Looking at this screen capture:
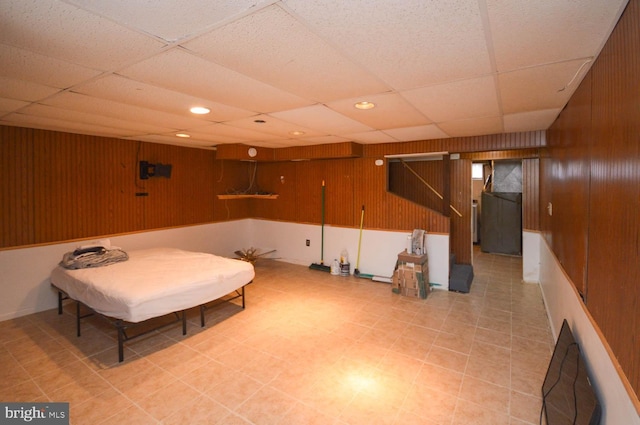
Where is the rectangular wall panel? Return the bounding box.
[585,0,640,398]
[544,0,639,401]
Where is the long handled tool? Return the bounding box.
[309,180,331,272]
[354,205,374,279]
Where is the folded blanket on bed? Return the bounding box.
[60,247,129,269]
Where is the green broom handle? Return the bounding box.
[321,180,325,264]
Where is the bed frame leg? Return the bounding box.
[242,285,245,309]
[58,291,63,315]
[182,311,187,335]
[117,321,124,363]
[200,306,205,327]
[76,302,81,337]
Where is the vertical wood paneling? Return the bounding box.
[545,0,640,400]
[353,157,386,229]
[353,157,449,233]
[546,72,592,296]
[522,158,540,231]
[289,159,355,226]
[274,142,362,161]
[2,126,218,248]
[363,131,545,158]
[450,159,472,264]
[3,126,539,248]
[0,127,35,246]
[253,161,297,221]
[586,0,640,398]
[213,159,253,221]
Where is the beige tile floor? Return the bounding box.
[0,248,554,424]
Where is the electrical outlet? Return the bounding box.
[306,239,310,246]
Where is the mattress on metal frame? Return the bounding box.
[50,247,255,323]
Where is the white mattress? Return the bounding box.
[50,248,255,323]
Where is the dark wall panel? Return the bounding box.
[545,72,592,296]
[544,0,639,400]
[1,126,218,247]
[586,0,640,397]
[450,158,472,264]
[213,159,254,222]
[522,158,540,232]
[1,127,35,246]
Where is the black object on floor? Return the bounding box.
[450,263,474,293]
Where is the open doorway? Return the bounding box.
[472,160,523,257]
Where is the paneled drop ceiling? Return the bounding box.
[0,0,629,149]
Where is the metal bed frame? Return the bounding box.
[53,284,246,362]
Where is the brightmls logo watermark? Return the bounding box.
[1,403,68,424]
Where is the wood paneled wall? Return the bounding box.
[2,126,544,272]
[522,158,540,231]
[1,126,219,248]
[251,158,450,233]
[364,131,545,157]
[543,72,592,296]
[450,158,472,264]
[586,0,639,398]
[543,0,639,399]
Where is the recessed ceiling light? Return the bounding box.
[176,133,191,138]
[190,106,210,114]
[289,130,305,136]
[354,101,375,110]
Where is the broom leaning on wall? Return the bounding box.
[309,180,331,272]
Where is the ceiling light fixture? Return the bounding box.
[190,106,210,115]
[354,101,375,110]
[175,133,191,138]
[254,119,266,124]
[289,130,305,136]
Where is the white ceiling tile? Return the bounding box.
[19,103,177,134]
[120,49,313,113]
[0,77,60,102]
[284,0,493,90]
[181,126,247,144]
[437,116,503,137]
[499,59,589,114]
[326,92,431,130]
[1,113,139,138]
[270,105,372,135]
[504,109,561,133]
[0,0,165,70]
[42,92,217,130]
[383,125,450,142]
[72,75,256,122]
[0,0,626,148]
[224,114,325,139]
[346,130,400,144]
[0,44,102,88]
[64,0,263,43]
[0,97,30,113]
[183,5,389,102]
[401,76,500,122]
[487,0,628,72]
[194,123,283,143]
